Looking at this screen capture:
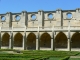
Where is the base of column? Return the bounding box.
[36,39,40,50]
[67,39,71,51]
[51,39,55,51]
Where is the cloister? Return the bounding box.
[0,8,80,51]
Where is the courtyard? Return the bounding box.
[0,49,80,60]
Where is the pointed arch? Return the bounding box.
[71,32,80,48]
[40,32,51,48]
[14,32,23,47]
[26,32,36,50]
[55,32,67,48]
[2,33,10,46]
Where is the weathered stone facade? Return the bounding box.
[0,8,80,51]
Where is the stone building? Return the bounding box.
[0,8,80,51]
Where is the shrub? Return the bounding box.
[60,56,70,60]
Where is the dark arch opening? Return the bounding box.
[71,32,80,48]
[40,33,51,48]
[55,32,67,48]
[2,33,10,46]
[14,33,23,47]
[26,33,36,50]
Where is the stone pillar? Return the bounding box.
[67,30,71,51]
[67,20,71,51]
[51,26,55,50]
[56,9,62,26]
[36,26,40,50]
[11,26,13,49]
[51,33,55,50]
[23,26,26,50]
[38,10,44,28]
[22,35,24,49]
[36,37,40,50]
[68,38,71,51]
[76,8,80,21]
[6,12,12,27]
[21,11,27,27]
[22,33,26,50]
[9,36,11,49]
[51,38,54,50]
[11,32,14,49]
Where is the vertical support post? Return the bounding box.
[36,26,40,50]
[38,10,44,28]
[11,26,13,49]
[67,21,71,51]
[68,38,71,51]
[9,32,11,49]
[23,26,26,50]
[22,34,24,49]
[0,27,1,49]
[56,9,62,26]
[51,26,55,50]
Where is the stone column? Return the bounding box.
[10,32,13,49]
[51,38,53,50]
[36,26,40,50]
[36,37,40,50]
[11,26,13,49]
[51,26,55,50]
[22,35,24,49]
[22,33,26,50]
[23,26,26,50]
[67,20,71,51]
[51,32,55,51]
[67,30,71,51]
[9,36,11,49]
[68,38,71,51]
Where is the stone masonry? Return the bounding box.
[0,8,80,51]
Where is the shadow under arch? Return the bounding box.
[2,33,10,46]
[71,32,80,48]
[26,33,36,50]
[14,32,23,47]
[40,32,51,48]
[55,32,67,48]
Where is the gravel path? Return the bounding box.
[70,56,80,58]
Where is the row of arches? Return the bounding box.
[1,32,80,50]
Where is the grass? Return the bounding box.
[49,57,62,60]
[0,49,79,60]
[69,58,80,60]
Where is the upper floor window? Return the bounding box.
[31,14,36,20]
[15,15,21,21]
[67,13,72,19]
[48,13,53,19]
[1,16,6,21]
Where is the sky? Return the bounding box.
[0,0,80,13]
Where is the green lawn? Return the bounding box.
[69,58,80,60]
[49,57,62,60]
[0,49,79,60]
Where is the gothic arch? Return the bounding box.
[55,32,67,48]
[26,32,36,50]
[2,33,10,46]
[40,32,51,48]
[14,32,23,47]
[71,32,80,48]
